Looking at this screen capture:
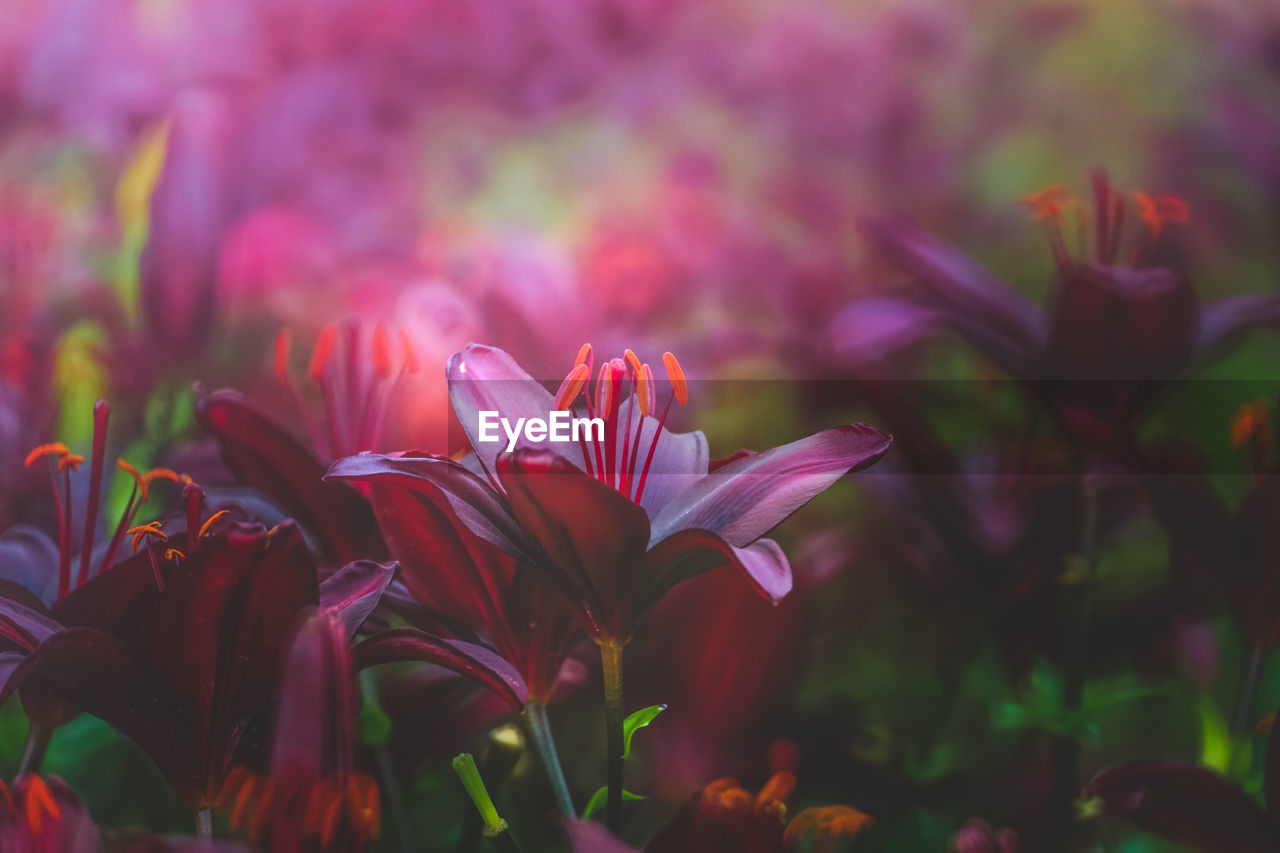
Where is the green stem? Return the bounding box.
[453,753,525,853]
[361,670,415,853]
[526,699,575,818]
[600,640,626,835]
[14,721,52,781]
[195,807,214,840]
[1051,483,1099,853]
[1232,645,1266,737]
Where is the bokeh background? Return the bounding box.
[3,0,1280,850]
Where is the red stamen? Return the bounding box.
[76,402,110,588]
[371,323,393,379]
[308,325,338,383]
[633,392,675,506]
[274,329,292,383]
[399,329,420,374]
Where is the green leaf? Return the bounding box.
[581,787,645,820]
[622,703,666,759]
[359,703,393,748]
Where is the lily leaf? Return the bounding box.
[581,787,645,820]
[622,703,666,759]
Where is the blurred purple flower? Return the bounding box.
[827,173,1280,451]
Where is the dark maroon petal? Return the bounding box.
[498,450,652,632]
[319,559,397,638]
[270,608,355,778]
[366,479,516,634]
[138,526,263,751]
[859,217,1046,373]
[356,628,528,711]
[326,452,552,573]
[622,528,741,637]
[1043,264,1198,381]
[52,540,174,641]
[0,628,197,803]
[1198,293,1280,356]
[0,584,59,651]
[212,523,318,776]
[196,389,383,564]
[1083,761,1277,852]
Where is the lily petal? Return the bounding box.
[731,538,792,603]
[319,560,397,638]
[822,297,947,368]
[356,628,528,711]
[860,218,1046,373]
[613,396,709,518]
[1197,293,1280,356]
[0,628,196,802]
[196,389,383,564]
[0,586,60,651]
[1083,761,1276,853]
[649,423,891,547]
[622,528,740,637]
[498,450,651,633]
[326,453,553,575]
[448,343,586,477]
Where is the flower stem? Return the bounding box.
[1050,483,1099,852]
[14,721,52,781]
[526,699,575,818]
[1232,645,1266,737]
[361,670,415,853]
[453,753,525,853]
[600,640,626,835]
[195,807,214,840]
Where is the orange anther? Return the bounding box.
[782,805,875,849]
[228,773,258,829]
[1133,191,1190,238]
[127,522,167,552]
[21,775,61,838]
[320,791,344,848]
[574,342,593,370]
[274,329,292,383]
[197,509,231,540]
[553,363,591,411]
[1232,398,1269,450]
[662,352,688,405]
[117,459,146,497]
[143,468,184,490]
[57,454,84,472]
[371,324,393,379]
[755,770,797,815]
[24,443,69,468]
[636,363,655,417]
[624,348,643,378]
[308,325,338,383]
[596,362,617,420]
[1021,185,1074,221]
[164,548,186,562]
